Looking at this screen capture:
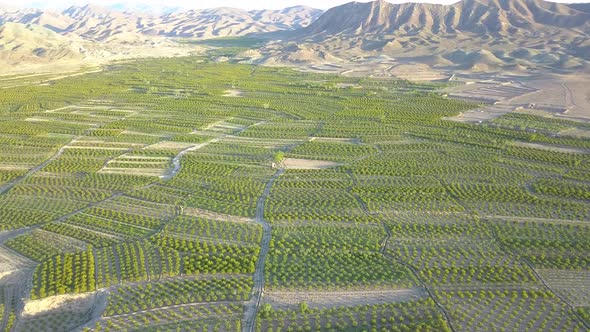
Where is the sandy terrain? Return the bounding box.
[282,158,341,170]
[183,207,256,224]
[116,155,170,160]
[0,245,34,275]
[22,292,95,317]
[311,137,362,144]
[389,63,450,81]
[445,104,515,123]
[70,140,139,146]
[442,73,590,124]
[511,75,590,121]
[120,130,163,137]
[99,168,167,177]
[264,288,427,310]
[0,36,201,78]
[335,83,360,89]
[0,164,29,171]
[537,269,590,307]
[291,59,444,80]
[107,161,169,166]
[223,89,244,97]
[64,146,130,151]
[144,141,195,151]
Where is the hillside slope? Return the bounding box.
[258,0,590,71]
[0,4,323,40]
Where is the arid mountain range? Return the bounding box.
[0,4,322,40]
[0,4,322,72]
[1,0,589,75]
[255,0,590,72]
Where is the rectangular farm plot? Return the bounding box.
[153,215,263,275]
[353,175,465,213]
[0,196,75,230]
[447,82,537,104]
[98,196,176,219]
[492,220,590,271]
[168,159,275,218]
[257,297,450,332]
[265,223,416,290]
[202,120,248,134]
[436,288,586,332]
[265,169,374,223]
[44,148,127,174]
[20,292,95,332]
[538,269,590,307]
[103,276,252,316]
[282,158,342,170]
[161,215,262,245]
[239,121,320,139]
[127,184,192,205]
[152,232,260,275]
[100,155,173,178]
[5,230,87,262]
[287,140,379,162]
[93,302,243,332]
[385,213,537,286]
[490,113,585,134]
[263,288,427,311]
[317,120,403,143]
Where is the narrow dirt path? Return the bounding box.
[561,82,579,110]
[345,169,456,332]
[0,286,14,331]
[0,141,72,196]
[489,227,590,330]
[162,122,263,180]
[381,224,457,332]
[242,169,283,332]
[162,138,222,180]
[0,121,104,196]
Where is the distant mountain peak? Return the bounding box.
[265,0,590,71]
[62,4,115,19]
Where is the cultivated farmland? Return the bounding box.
[0,56,588,332]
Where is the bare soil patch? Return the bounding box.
[65,146,129,151]
[99,168,166,177]
[22,292,95,317]
[0,245,34,276]
[144,141,195,151]
[0,164,28,171]
[283,158,341,170]
[537,269,590,307]
[336,83,360,89]
[118,155,170,160]
[311,137,362,144]
[223,89,244,97]
[183,207,256,224]
[389,64,449,81]
[445,104,515,123]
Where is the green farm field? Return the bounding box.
[0,55,588,332]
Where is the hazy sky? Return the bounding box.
[2,0,588,10]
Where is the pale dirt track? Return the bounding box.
[282,158,341,170]
[242,169,284,332]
